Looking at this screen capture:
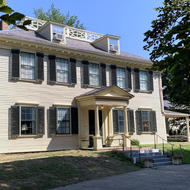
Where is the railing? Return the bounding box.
[154,133,174,156]
[15,16,103,42]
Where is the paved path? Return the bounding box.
[52,165,190,190]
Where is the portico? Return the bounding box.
[76,86,134,150]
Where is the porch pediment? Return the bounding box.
[76,86,134,107]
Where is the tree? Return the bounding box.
[144,0,190,106]
[34,4,85,29]
[0,0,30,30]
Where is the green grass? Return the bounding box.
[0,150,139,190]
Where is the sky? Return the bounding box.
[7,0,163,59]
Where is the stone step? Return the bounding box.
[153,157,172,163]
[153,161,172,167]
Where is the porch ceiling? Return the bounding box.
[75,86,134,107]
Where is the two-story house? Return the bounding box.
[0,17,167,153]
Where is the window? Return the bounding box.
[53,25,64,34]
[57,108,71,134]
[56,58,69,83]
[20,52,35,80]
[141,111,151,132]
[89,63,100,86]
[109,39,118,51]
[21,107,36,135]
[139,71,148,91]
[116,67,126,89]
[113,109,124,133]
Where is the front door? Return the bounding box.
[88,110,102,147]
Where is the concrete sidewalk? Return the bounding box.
[52,165,190,190]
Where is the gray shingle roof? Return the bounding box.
[0,29,151,63]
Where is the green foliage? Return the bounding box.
[34,3,85,29]
[144,0,190,106]
[0,0,31,30]
[131,139,140,146]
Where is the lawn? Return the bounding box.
[0,150,139,190]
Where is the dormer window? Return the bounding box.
[52,25,64,41]
[109,39,118,52]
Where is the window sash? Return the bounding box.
[141,111,151,132]
[113,109,124,134]
[116,67,126,89]
[21,106,36,135]
[57,108,71,134]
[140,71,148,91]
[20,52,35,80]
[89,63,100,86]
[56,58,69,83]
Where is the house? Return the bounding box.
[0,17,168,153]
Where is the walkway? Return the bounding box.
[52,165,190,190]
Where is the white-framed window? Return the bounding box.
[89,63,100,86]
[141,111,151,132]
[139,71,148,91]
[116,67,126,89]
[113,109,124,133]
[21,106,36,135]
[109,38,118,51]
[20,52,35,80]
[56,58,69,83]
[57,108,71,134]
[53,25,64,34]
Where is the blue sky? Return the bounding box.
[7,0,163,58]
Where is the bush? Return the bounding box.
[131,139,140,146]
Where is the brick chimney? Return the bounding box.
[0,20,10,30]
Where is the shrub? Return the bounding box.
[131,139,140,146]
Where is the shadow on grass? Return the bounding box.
[0,151,139,190]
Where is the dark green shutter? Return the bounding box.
[100,63,106,87]
[136,110,142,132]
[48,107,57,135]
[36,52,44,81]
[148,70,154,91]
[150,110,157,132]
[126,67,132,90]
[113,110,118,133]
[82,60,89,86]
[128,109,135,133]
[71,107,78,134]
[110,65,116,86]
[70,58,77,84]
[11,49,20,78]
[165,118,170,134]
[37,106,45,135]
[134,68,140,91]
[49,55,56,82]
[11,105,20,136]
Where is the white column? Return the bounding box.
[95,105,100,137]
[186,117,190,142]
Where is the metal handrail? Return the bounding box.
[154,134,175,156]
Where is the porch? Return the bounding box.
[75,86,134,150]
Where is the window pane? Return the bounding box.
[21,53,35,80]
[113,109,124,133]
[57,108,70,134]
[117,68,126,89]
[21,107,36,135]
[53,25,64,34]
[140,71,148,91]
[141,111,150,132]
[56,58,69,83]
[89,63,99,86]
